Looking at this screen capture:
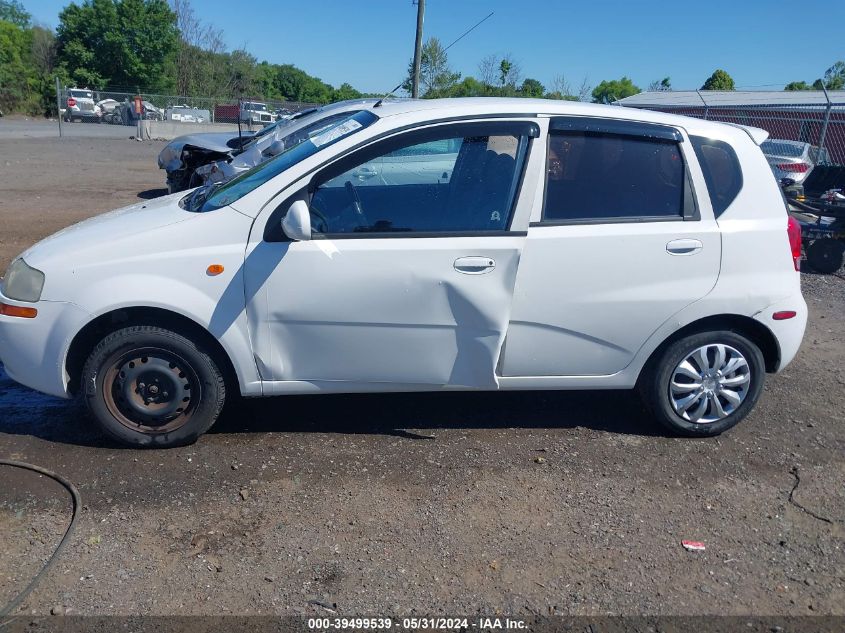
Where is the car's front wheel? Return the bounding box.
[81,326,226,447]
[640,330,765,437]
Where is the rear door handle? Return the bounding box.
[454,256,495,274]
[666,239,703,255]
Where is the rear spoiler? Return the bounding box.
[724,123,769,146]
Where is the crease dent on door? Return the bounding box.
[259,241,521,389]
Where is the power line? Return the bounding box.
[442,11,494,54]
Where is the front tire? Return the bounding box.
[639,330,765,437]
[81,326,226,447]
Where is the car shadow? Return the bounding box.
[136,188,168,200]
[211,389,663,439]
[0,363,665,448]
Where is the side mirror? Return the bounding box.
[281,199,311,241]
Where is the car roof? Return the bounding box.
[366,97,765,145]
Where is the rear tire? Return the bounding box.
[81,326,226,448]
[639,330,765,437]
[807,238,845,274]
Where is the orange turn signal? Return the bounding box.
[0,302,37,318]
[206,264,225,276]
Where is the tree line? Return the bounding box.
[2,0,844,117]
[0,0,374,116]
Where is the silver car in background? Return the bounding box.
[761,139,828,184]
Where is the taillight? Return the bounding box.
[787,216,802,271]
[777,163,809,173]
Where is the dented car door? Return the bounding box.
[245,120,539,390]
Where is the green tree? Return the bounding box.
[821,61,845,90]
[56,0,179,91]
[648,77,671,91]
[591,76,640,104]
[520,77,544,98]
[0,0,29,27]
[404,37,460,97]
[701,69,735,91]
[784,80,812,91]
[0,19,37,113]
[331,82,362,102]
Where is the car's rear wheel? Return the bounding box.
[81,326,226,447]
[639,330,765,437]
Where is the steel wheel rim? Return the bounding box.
[669,344,751,424]
[102,347,200,434]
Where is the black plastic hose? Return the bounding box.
[0,460,81,620]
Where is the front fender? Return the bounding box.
[66,271,262,396]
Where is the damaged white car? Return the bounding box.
[0,98,807,448]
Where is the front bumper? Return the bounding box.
[753,293,808,372]
[0,292,92,398]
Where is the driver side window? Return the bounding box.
[308,124,531,235]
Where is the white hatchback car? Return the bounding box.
[0,98,807,447]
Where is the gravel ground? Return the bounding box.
[0,132,843,619]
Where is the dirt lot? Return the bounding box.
[0,130,843,620]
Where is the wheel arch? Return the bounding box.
[65,306,241,397]
[638,313,781,384]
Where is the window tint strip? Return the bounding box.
[550,117,682,142]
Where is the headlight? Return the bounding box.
[1,258,46,302]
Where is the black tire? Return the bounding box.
[81,326,226,448]
[807,238,845,274]
[639,330,765,437]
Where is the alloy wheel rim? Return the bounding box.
[669,344,751,424]
[102,347,200,434]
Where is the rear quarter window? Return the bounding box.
[690,136,743,217]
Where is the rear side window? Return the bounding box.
[690,136,743,217]
[543,131,687,222]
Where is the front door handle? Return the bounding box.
[666,239,703,255]
[454,256,495,274]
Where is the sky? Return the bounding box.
[24,0,845,95]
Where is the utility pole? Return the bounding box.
[412,0,425,98]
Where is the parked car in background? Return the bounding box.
[275,107,296,121]
[761,139,825,184]
[192,100,378,187]
[1,98,806,447]
[157,100,373,193]
[240,101,273,126]
[166,105,210,123]
[63,88,98,123]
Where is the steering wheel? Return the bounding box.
[344,180,370,228]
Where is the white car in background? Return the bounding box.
[0,98,807,447]
[63,88,98,123]
[761,138,827,184]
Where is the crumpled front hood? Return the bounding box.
[158,132,255,169]
[21,193,195,271]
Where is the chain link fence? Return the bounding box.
[618,90,845,166]
[58,85,317,128]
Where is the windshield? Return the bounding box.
[69,90,93,99]
[762,141,805,158]
[197,110,378,212]
[245,103,267,111]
